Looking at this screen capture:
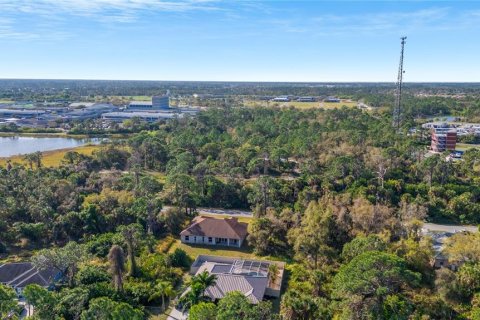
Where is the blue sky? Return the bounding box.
[0,0,479,82]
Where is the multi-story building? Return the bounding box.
[152,95,169,109]
[431,128,457,152]
[127,95,170,111]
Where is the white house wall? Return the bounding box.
[180,235,242,247]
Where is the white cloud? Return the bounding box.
[0,0,222,39]
[0,13,71,40]
[1,0,221,14]
[264,7,474,37]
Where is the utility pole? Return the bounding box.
[393,36,407,130]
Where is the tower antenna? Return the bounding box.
[393,36,407,130]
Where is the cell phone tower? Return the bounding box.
[393,36,407,130]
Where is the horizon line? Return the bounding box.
[1,78,480,84]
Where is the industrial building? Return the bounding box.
[0,109,45,118]
[297,96,316,102]
[0,95,200,127]
[102,111,182,122]
[271,96,290,102]
[69,102,96,108]
[325,96,341,103]
[103,94,200,123]
[63,104,117,120]
[422,121,480,137]
[431,128,457,152]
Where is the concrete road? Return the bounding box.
[197,207,252,217]
[422,222,478,233]
[161,206,253,217]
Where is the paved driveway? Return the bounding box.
[167,308,187,320]
[197,207,252,217]
[422,223,478,233]
[162,206,253,218]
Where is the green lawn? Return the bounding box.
[169,239,259,260]
[147,306,171,320]
[244,99,358,110]
[456,143,480,151]
[147,171,167,184]
[168,238,287,262]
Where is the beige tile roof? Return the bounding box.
[180,216,248,240]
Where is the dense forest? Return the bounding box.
[1,106,480,319]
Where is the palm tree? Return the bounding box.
[178,271,217,312]
[268,263,279,286]
[108,245,125,292]
[192,271,217,296]
[178,282,204,312]
[33,151,43,169]
[23,153,35,169]
[149,281,175,311]
[118,224,143,277]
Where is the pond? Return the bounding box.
[0,136,103,157]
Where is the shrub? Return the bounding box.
[0,242,7,254]
[85,233,123,258]
[76,265,109,286]
[156,235,176,254]
[168,248,191,269]
[123,281,154,306]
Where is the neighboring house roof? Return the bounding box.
[180,216,248,240]
[204,274,268,304]
[0,262,59,289]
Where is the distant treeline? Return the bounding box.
[2,79,480,105]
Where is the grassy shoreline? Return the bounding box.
[0,144,103,167]
[0,132,129,139]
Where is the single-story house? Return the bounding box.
[424,229,470,271]
[433,252,462,271]
[0,262,60,296]
[189,255,285,303]
[180,216,248,248]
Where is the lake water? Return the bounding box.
[0,136,103,157]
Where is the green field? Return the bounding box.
[244,99,358,110]
[456,143,480,151]
[146,171,167,184]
